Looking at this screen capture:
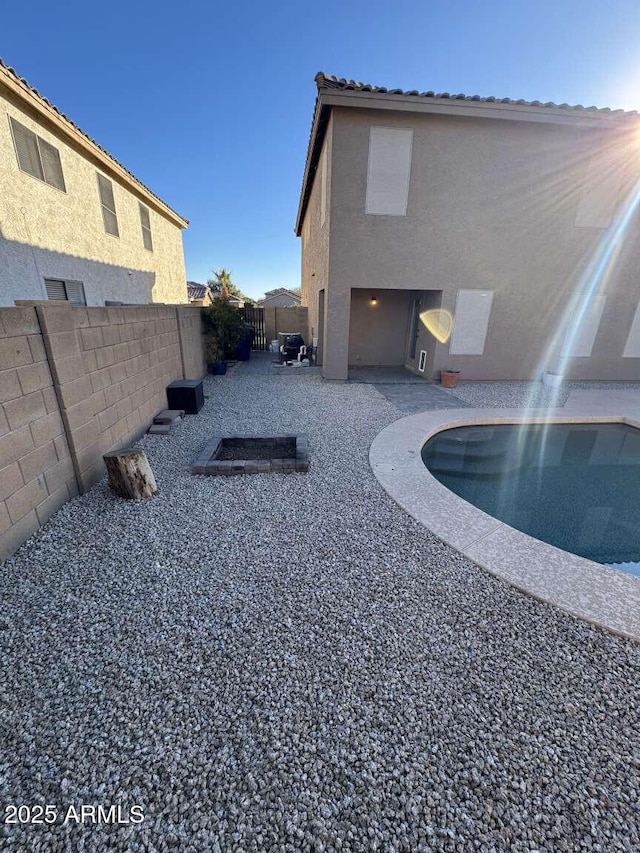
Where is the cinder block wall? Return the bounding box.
[0,303,205,560]
[176,306,206,380]
[264,307,310,346]
[0,307,78,558]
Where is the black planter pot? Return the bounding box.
[208,362,227,375]
[235,332,253,361]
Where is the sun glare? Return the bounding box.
[420,309,453,344]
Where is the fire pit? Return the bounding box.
[192,434,309,476]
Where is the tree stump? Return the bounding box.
[103,448,159,500]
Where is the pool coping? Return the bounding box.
[370,407,640,642]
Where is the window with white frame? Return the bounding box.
[320,144,327,226]
[449,290,494,355]
[365,126,413,216]
[9,117,66,191]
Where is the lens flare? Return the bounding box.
[420,309,453,343]
[520,174,640,470]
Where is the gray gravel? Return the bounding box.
[1,367,639,852]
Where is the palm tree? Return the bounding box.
[209,268,233,299]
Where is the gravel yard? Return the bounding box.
[1,367,639,852]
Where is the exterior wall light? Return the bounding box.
[370,296,378,306]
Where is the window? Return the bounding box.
[9,117,66,191]
[97,173,119,236]
[449,290,494,355]
[365,126,413,216]
[320,144,327,226]
[575,156,625,229]
[45,279,86,305]
[139,203,153,251]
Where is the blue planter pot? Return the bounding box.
[235,334,252,361]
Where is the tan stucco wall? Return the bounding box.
[0,87,187,306]
[349,289,411,366]
[264,306,310,345]
[300,114,332,351]
[320,106,640,380]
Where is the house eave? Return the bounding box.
[319,88,640,128]
[295,98,331,237]
[295,86,640,237]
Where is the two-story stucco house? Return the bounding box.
[0,59,189,307]
[296,73,640,382]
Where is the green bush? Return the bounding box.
[201,299,245,361]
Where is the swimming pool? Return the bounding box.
[422,422,640,577]
[371,408,640,640]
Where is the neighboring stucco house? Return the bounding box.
[0,59,189,307]
[227,293,245,308]
[187,281,213,306]
[188,282,246,308]
[296,72,640,381]
[257,288,302,307]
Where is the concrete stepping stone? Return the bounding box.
[148,423,171,435]
[153,409,184,425]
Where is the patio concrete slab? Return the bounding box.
[348,366,428,383]
[371,382,473,413]
[348,366,474,411]
[564,387,640,417]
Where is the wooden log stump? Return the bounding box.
[103,448,159,500]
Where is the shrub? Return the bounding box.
[201,299,245,360]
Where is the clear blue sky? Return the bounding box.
[3,1,640,299]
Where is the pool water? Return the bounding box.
[421,422,640,576]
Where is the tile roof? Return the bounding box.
[187,283,246,304]
[264,288,302,299]
[0,58,188,227]
[315,72,639,117]
[296,71,640,234]
[187,281,208,300]
[257,288,302,305]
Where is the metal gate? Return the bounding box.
[239,306,267,350]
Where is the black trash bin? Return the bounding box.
[235,326,254,361]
